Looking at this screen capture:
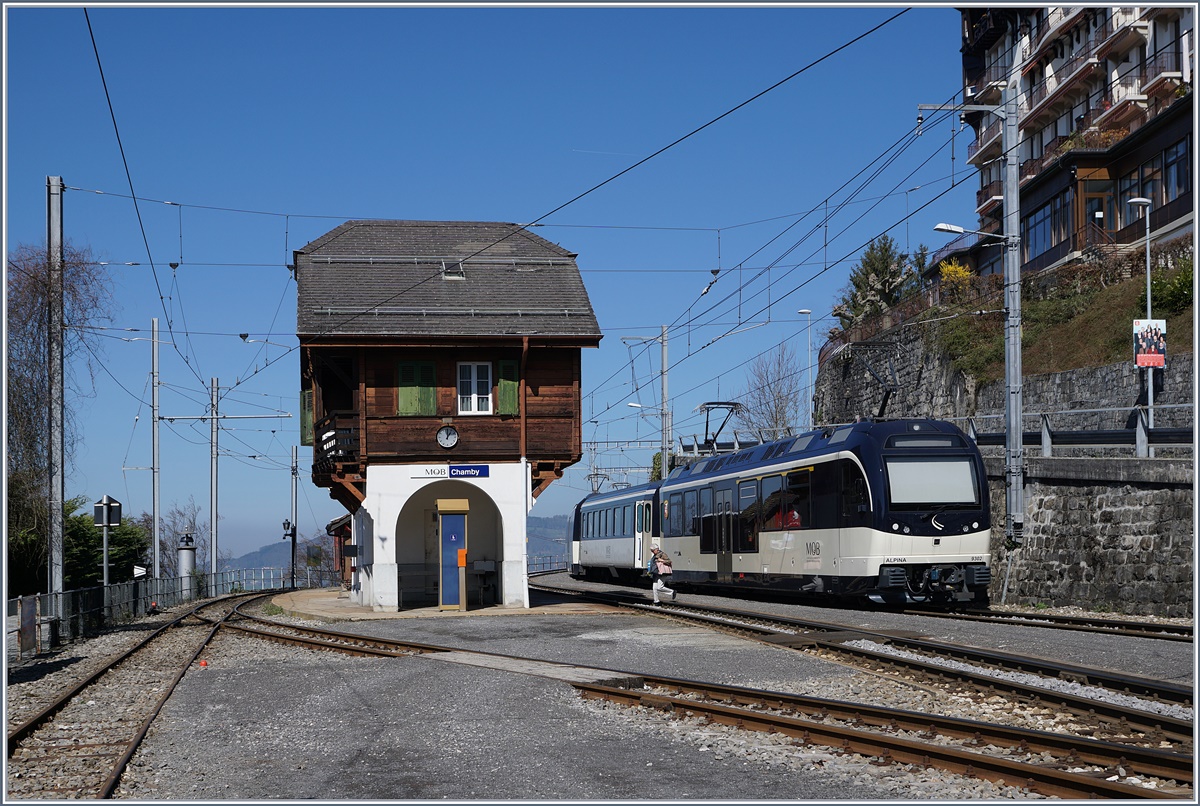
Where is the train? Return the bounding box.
[569,418,993,606]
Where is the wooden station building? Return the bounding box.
[296,220,601,610]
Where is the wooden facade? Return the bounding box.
[295,221,602,514]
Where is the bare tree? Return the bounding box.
[735,342,805,441]
[141,496,212,578]
[7,241,112,595]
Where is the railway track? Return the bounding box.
[902,607,1194,642]
[530,581,1194,747]
[6,593,269,799]
[577,678,1190,799]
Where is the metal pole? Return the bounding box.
[291,445,298,589]
[806,311,813,428]
[210,378,218,595]
[152,318,161,577]
[1145,210,1155,456]
[660,325,669,484]
[1001,79,1024,550]
[47,176,64,607]
[102,523,110,587]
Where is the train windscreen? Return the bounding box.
[885,457,979,506]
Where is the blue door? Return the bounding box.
[440,513,466,608]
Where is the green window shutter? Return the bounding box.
[497,360,519,416]
[300,390,314,446]
[398,361,437,416]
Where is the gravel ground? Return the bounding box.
[112,631,1045,801]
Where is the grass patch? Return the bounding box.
[932,269,1192,381]
[261,603,285,616]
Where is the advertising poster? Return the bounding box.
[1133,319,1166,368]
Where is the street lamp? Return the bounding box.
[282,518,297,589]
[1128,197,1154,452]
[797,309,813,428]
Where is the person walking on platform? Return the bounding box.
[647,544,676,604]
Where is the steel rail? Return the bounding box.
[218,622,428,657]
[638,674,1194,784]
[574,683,1184,800]
[902,608,1193,642]
[6,592,258,757]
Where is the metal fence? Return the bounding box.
[5,567,340,660]
[527,555,569,573]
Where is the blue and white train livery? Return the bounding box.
[570,418,993,606]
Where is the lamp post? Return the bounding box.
[797,309,813,428]
[1128,197,1154,453]
[934,221,1024,557]
[282,519,297,589]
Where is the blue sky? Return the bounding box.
[5,3,980,560]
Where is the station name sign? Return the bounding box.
[417,465,491,479]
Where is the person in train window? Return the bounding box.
[647,544,677,604]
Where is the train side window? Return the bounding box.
[698,488,715,552]
[784,470,811,529]
[624,505,632,537]
[737,481,759,553]
[636,503,644,534]
[840,461,870,522]
[760,475,783,531]
[668,493,683,537]
[683,490,698,535]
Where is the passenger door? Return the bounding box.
[715,488,734,582]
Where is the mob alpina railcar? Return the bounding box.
[570,419,993,606]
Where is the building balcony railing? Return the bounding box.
[313,411,359,471]
[976,179,1003,211]
[967,118,1001,161]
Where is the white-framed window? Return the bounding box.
[457,362,492,415]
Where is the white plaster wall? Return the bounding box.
[349,460,531,610]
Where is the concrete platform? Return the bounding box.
[271,586,620,622]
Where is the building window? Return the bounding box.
[397,361,436,416]
[1141,154,1163,208]
[457,362,492,415]
[1164,137,1190,202]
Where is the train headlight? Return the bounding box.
[892,523,900,531]
[902,526,911,534]
[972,521,979,530]
[962,525,969,532]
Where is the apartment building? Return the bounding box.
[933,7,1193,278]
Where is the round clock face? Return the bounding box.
[436,425,459,449]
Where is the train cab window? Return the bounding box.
[683,490,698,535]
[737,481,759,553]
[760,475,783,531]
[668,493,683,537]
[784,470,812,529]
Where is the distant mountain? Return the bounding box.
[226,540,294,570]
[227,513,572,568]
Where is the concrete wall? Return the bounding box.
[813,326,1194,615]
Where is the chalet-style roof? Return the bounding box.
[295,220,602,341]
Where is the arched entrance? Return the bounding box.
[393,480,503,608]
